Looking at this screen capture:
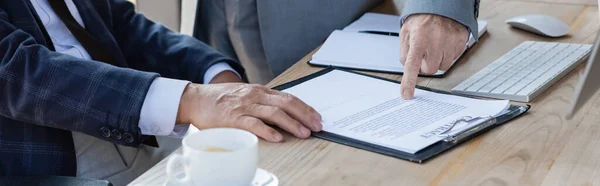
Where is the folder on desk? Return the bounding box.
[309,13,488,77]
[273,67,529,163]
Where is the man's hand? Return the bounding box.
[400,14,469,99]
[176,83,322,142]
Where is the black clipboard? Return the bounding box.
[272,67,530,163]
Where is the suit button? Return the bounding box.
[111,129,122,140]
[100,127,111,138]
[123,133,134,143]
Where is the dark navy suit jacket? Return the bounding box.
[0,0,245,176]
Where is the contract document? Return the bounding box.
[282,69,510,154]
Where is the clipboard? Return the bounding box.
[272,67,530,163]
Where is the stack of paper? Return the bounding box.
[310,13,488,76]
[283,69,509,154]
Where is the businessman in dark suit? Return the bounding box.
[0,0,321,185]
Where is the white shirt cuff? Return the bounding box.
[139,77,190,136]
[203,62,241,84]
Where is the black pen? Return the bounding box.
[358,30,399,37]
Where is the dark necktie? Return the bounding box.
[48,0,117,66]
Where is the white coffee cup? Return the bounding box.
[166,128,258,186]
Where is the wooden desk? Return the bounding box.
[130,0,600,185]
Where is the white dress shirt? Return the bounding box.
[30,0,239,136]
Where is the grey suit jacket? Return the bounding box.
[195,0,479,84]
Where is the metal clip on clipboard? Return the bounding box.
[438,115,497,144]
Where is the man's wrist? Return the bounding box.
[401,0,479,39]
[176,71,242,126]
[176,84,198,124]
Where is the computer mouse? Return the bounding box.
[505,15,570,37]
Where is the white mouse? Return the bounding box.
[505,15,570,37]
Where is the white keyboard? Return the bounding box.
[452,41,592,102]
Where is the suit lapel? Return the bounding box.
[71,0,111,40]
[2,0,55,50]
[71,0,128,67]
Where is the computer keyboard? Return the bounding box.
[452,41,592,102]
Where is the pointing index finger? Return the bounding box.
[401,46,425,100]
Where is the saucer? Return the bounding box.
[165,168,278,186]
[252,168,279,186]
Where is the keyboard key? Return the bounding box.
[504,81,529,95]
[478,85,496,93]
[491,84,513,94]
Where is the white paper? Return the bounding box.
[312,12,488,75]
[343,13,402,33]
[283,70,509,154]
[312,30,405,73]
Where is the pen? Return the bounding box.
[358,30,400,37]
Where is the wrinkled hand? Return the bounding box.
[400,14,469,99]
[176,83,322,142]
